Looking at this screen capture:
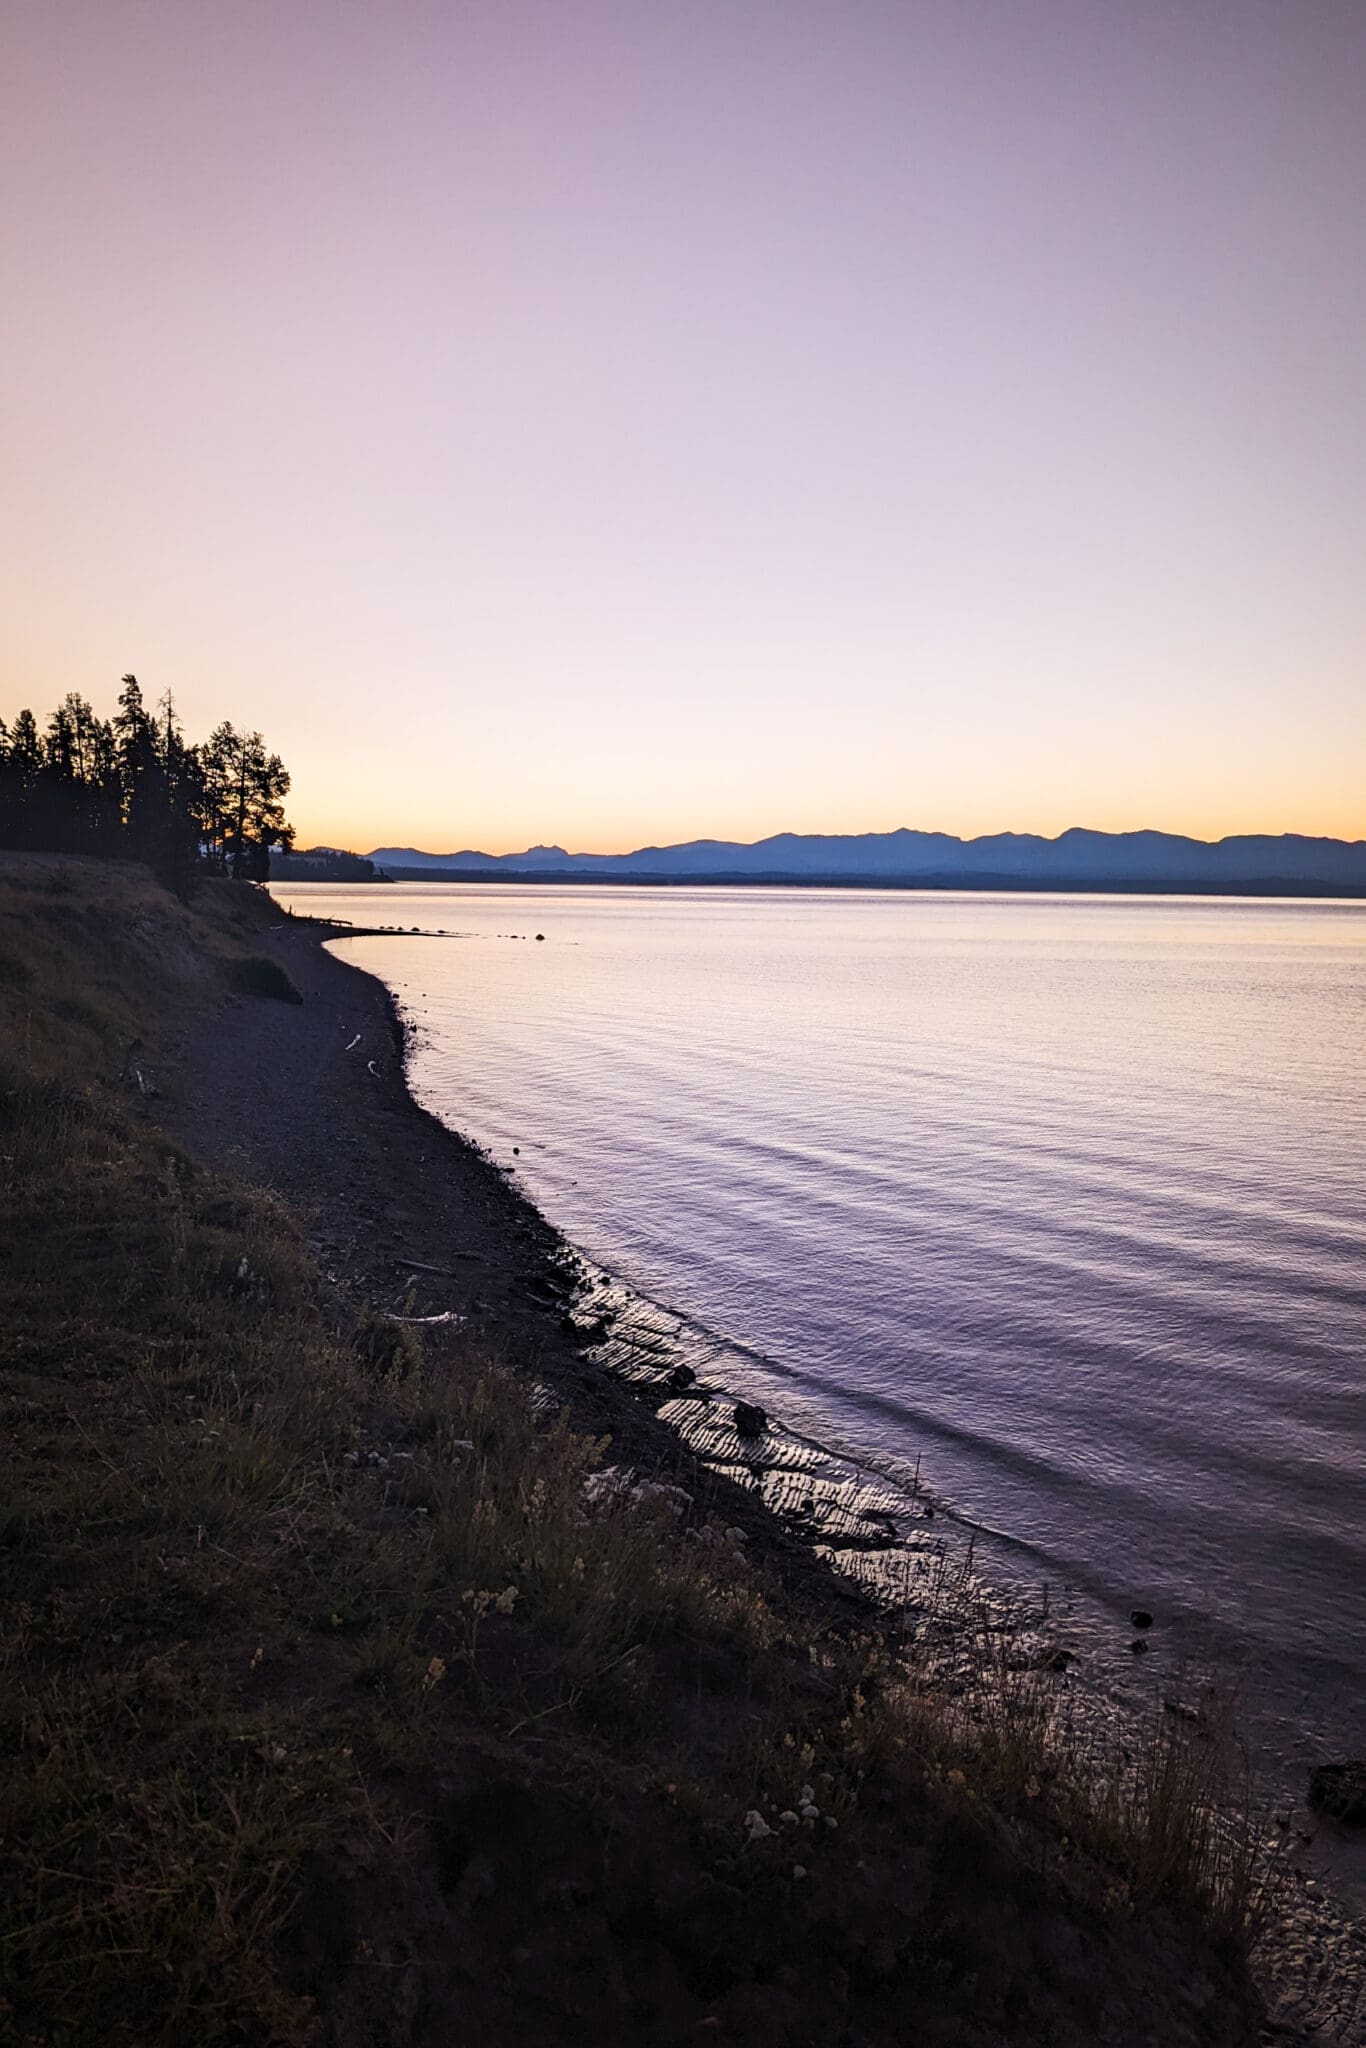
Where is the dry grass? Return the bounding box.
[693,1559,1273,1958]
[0,866,786,2039]
[0,858,278,1083]
[0,1061,786,2041]
[1,1070,367,2041]
[0,859,1269,2045]
[397,1362,775,1663]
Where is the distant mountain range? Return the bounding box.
[366,828,1366,893]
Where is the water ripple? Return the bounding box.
[279,882,1366,1779]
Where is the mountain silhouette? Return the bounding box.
[367,827,1366,891]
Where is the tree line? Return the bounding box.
[0,677,294,886]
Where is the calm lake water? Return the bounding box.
[274,883,1366,1778]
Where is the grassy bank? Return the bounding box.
[0,859,1267,2046]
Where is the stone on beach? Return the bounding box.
[1308,1761,1366,1827]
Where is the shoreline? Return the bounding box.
[162,893,1362,2041]
[257,912,1090,1626]
[270,905,1357,1722]
[169,906,876,1621]
[6,856,1358,2040]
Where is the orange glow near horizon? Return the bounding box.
[287,790,1366,862]
[4,633,1362,858]
[270,671,1365,853]
[4,6,1365,861]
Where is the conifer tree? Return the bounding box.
[10,708,43,782]
[201,722,293,879]
[151,692,206,893]
[0,710,45,846]
[0,680,292,873]
[114,674,163,857]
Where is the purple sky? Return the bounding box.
[3,0,1364,850]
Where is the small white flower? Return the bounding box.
[743,1810,774,1842]
[583,1466,631,1506]
[633,1480,691,1515]
[778,1810,799,1828]
[792,1865,807,1880]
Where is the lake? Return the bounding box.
[272,882,1366,1787]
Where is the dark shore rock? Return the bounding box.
[733,1400,768,1438]
[1130,1608,1154,1630]
[1308,1761,1366,1827]
[225,952,304,1004]
[522,1272,566,1305]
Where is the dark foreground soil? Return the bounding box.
[157,905,1270,2048]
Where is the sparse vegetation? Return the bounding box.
[0,858,1268,2045]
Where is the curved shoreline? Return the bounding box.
[171,907,879,1622]
[179,899,1359,2040]
[302,916,1065,1624]
[12,857,1358,2041]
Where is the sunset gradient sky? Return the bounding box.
[3,0,1364,852]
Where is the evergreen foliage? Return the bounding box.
[0,677,293,885]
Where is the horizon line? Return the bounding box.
[362,822,1366,860]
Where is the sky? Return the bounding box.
[3,0,1364,854]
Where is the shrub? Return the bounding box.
[225,954,303,1004]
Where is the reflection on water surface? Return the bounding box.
[273,883,1366,1783]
